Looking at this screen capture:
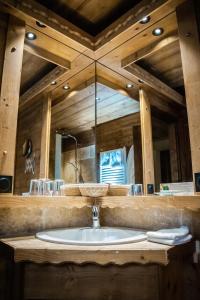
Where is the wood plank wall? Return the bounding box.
[14,100,44,194]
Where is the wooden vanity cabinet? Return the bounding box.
[0,238,196,300]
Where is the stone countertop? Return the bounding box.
[0,195,200,209]
[0,236,195,266]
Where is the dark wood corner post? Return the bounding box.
[177,0,200,193]
[0,15,25,193]
[139,89,155,195]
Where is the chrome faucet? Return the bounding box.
[92,205,100,229]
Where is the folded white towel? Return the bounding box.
[146,226,189,240]
[148,234,192,246]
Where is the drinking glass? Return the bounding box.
[29,179,41,195]
[133,184,143,196]
[42,180,54,196]
[54,179,65,195]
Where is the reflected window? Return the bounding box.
[100,148,126,184]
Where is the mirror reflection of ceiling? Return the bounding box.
[36,0,141,36]
[51,81,139,135]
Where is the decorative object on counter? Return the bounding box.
[108,184,130,196]
[147,226,192,245]
[79,183,109,197]
[159,182,194,195]
[60,184,81,196]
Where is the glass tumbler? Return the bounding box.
[29,179,41,195]
[133,184,143,196]
[42,180,54,196]
[54,179,65,195]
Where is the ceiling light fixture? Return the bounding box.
[63,85,70,90]
[126,83,134,89]
[36,21,46,28]
[138,79,144,84]
[152,27,164,36]
[26,32,37,40]
[95,97,100,101]
[51,81,57,85]
[139,16,151,24]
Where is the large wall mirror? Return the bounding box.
[13,36,192,194]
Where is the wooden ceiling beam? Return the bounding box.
[121,33,179,68]
[24,42,71,69]
[19,66,67,111]
[0,0,93,50]
[124,64,184,106]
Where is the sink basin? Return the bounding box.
[36,227,146,246]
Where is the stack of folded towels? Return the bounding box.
[146,225,192,245]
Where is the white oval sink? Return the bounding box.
[36,227,146,246]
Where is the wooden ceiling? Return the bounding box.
[0,0,187,135]
[36,0,140,35]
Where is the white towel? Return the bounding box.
[146,226,189,240]
[148,234,192,246]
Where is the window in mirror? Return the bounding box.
[100,148,126,184]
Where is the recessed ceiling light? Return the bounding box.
[26,32,37,40]
[126,83,134,89]
[63,85,70,90]
[139,16,151,24]
[152,27,164,36]
[138,79,144,83]
[36,21,46,28]
[95,97,100,101]
[51,81,57,85]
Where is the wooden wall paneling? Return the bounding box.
[177,0,200,192]
[0,15,25,191]
[14,101,44,194]
[39,94,51,179]
[168,123,179,182]
[140,89,155,194]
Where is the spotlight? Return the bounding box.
[26,32,37,40]
[152,27,164,36]
[95,97,100,101]
[36,21,46,28]
[138,79,144,84]
[126,83,134,89]
[51,81,57,85]
[139,16,151,24]
[63,85,70,90]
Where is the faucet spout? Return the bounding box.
[92,205,100,229]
